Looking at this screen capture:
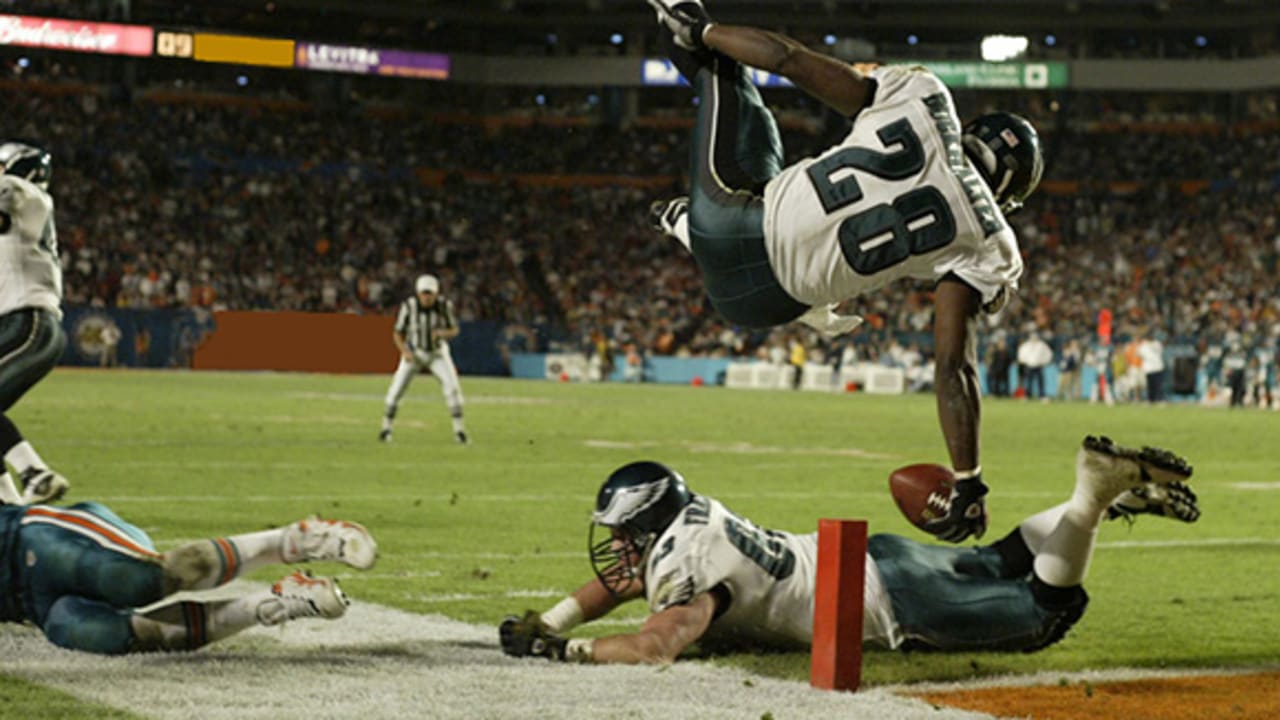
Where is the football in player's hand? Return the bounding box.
[889,464,956,530]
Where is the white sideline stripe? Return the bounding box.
[586,438,897,459]
[290,391,555,405]
[1098,536,1280,549]
[0,586,993,720]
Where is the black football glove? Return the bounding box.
[923,475,989,543]
[499,610,568,661]
[644,0,714,51]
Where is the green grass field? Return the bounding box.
[9,369,1278,703]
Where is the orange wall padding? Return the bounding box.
[193,311,397,374]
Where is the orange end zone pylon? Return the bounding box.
[810,518,867,691]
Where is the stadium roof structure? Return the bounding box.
[131,0,1280,35]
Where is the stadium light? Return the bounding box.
[981,34,1029,62]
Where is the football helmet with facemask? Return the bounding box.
[961,113,1042,215]
[588,461,693,597]
[0,142,52,191]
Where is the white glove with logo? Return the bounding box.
[644,0,714,51]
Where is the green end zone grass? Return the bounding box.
[18,370,1279,689]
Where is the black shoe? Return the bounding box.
[378,429,392,443]
[19,467,69,505]
[648,197,688,237]
[455,431,469,445]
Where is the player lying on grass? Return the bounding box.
[500,436,1198,663]
[0,503,377,654]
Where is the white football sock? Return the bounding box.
[0,473,21,505]
[167,529,285,591]
[5,441,45,473]
[1032,504,1101,587]
[1017,502,1069,554]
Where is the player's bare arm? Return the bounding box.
[434,326,461,341]
[567,574,643,624]
[932,276,982,473]
[589,590,718,664]
[702,25,873,117]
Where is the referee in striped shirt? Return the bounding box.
[379,274,468,444]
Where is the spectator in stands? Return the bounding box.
[788,335,806,390]
[986,337,1013,398]
[1223,340,1249,407]
[1056,338,1082,402]
[1137,330,1167,403]
[1016,332,1053,400]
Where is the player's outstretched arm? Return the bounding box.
[500,581,716,665]
[926,276,989,543]
[702,25,874,117]
[499,575,642,661]
[932,276,982,473]
[589,591,717,664]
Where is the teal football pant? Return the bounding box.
[19,502,165,654]
[0,307,65,413]
[676,48,809,328]
[869,533,1087,652]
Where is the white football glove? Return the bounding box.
[797,303,864,338]
[644,0,714,51]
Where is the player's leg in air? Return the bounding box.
[20,503,377,654]
[647,25,808,329]
[0,306,69,505]
[871,435,1196,652]
[430,352,468,445]
[380,354,421,443]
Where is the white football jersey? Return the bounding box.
[762,65,1022,309]
[645,495,901,650]
[0,175,62,317]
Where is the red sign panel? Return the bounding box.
[0,14,153,57]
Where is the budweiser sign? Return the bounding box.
[0,14,153,56]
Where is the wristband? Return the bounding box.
[541,597,584,634]
[564,638,595,663]
[699,22,715,48]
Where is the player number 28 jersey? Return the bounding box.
[645,495,901,649]
[762,65,1023,309]
[0,175,62,317]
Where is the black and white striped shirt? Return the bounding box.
[394,294,457,355]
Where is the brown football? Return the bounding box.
[889,463,956,530]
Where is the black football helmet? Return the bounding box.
[0,142,52,191]
[588,461,693,597]
[961,112,1042,215]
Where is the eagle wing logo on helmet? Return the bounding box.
[593,477,669,526]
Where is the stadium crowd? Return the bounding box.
[4,70,1278,396]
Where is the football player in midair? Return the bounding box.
[0,141,70,505]
[500,437,1197,664]
[643,1,1045,542]
[379,273,469,444]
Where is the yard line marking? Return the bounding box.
[586,439,897,459]
[1229,482,1280,490]
[289,391,555,405]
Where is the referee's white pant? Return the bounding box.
[384,347,465,417]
